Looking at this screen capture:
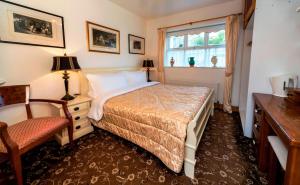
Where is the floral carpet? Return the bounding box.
[0,110,267,185]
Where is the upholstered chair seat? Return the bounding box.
[0,117,69,153]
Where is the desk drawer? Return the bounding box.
[252,133,260,159]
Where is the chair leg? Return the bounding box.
[67,124,73,145]
[10,154,23,185]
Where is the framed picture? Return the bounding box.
[0,0,65,48]
[128,34,145,55]
[86,21,120,54]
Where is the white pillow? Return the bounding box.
[86,73,128,98]
[122,71,147,85]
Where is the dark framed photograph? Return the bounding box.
[86,21,120,54]
[128,34,145,55]
[0,0,65,48]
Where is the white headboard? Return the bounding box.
[79,67,140,96]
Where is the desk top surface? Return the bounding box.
[254,93,300,147]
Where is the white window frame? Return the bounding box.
[165,24,226,68]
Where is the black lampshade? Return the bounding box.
[143,60,154,68]
[51,56,81,71]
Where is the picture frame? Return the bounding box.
[0,0,65,48]
[86,21,120,54]
[128,34,145,55]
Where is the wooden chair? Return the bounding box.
[0,85,73,185]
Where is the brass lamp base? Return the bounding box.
[61,70,74,101]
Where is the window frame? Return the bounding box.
[165,24,226,68]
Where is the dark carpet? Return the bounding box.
[0,110,267,185]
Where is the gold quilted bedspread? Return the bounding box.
[93,84,211,173]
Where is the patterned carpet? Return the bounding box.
[0,110,267,185]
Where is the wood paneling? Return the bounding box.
[243,0,256,29]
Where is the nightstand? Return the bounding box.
[51,96,94,145]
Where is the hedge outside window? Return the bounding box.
[165,24,226,68]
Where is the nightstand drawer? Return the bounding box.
[69,102,90,114]
[58,119,91,137]
[73,110,89,122]
[52,96,93,146]
[74,119,90,132]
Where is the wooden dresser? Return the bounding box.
[253,93,300,185]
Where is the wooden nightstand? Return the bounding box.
[51,96,94,145]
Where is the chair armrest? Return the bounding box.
[0,121,7,132]
[29,99,73,123]
[30,98,66,105]
[0,121,18,153]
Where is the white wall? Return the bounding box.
[239,14,254,132]
[0,0,146,124]
[244,0,300,137]
[145,0,243,105]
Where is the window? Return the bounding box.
[165,25,226,68]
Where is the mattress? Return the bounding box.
[92,84,211,172]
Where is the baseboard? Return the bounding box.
[214,103,239,113]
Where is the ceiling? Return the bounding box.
[110,0,235,19]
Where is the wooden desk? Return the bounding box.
[253,93,300,185]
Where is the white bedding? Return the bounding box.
[88,81,160,121]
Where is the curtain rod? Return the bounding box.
[158,12,242,30]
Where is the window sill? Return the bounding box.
[164,66,225,69]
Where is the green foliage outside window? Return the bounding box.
[208,30,225,45]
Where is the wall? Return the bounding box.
[0,0,146,124]
[239,14,254,132]
[145,0,243,105]
[244,0,300,137]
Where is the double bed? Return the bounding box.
[79,68,214,179]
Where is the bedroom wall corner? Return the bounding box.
[145,0,243,106]
[0,0,147,125]
[244,0,300,137]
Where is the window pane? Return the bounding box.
[188,33,204,47]
[208,30,225,45]
[169,36,184,49]
[185,49,205,67]
[165,50,186,67]
[205,47,226,67]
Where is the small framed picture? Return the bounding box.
[86,21,120,54]
[0,0,65,48]
[128,34,145,55]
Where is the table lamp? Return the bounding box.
[51,54,81,101]
[143,59,154,82]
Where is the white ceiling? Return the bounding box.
[110,0,235,19]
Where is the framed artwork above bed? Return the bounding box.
[0,0,65,48]
[86,21,120,54]
[128,34,145,55]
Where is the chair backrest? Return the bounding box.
[0,85,30,107]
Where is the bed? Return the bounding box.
[79,67,214,179]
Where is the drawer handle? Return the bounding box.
[74,107,80,111]
[252,140,256,145]
[254,123,260,129]
[75,116,81,121]
[75,125,81,130]
[254,109,260,113]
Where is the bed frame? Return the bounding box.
[78,67,214,179]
